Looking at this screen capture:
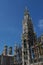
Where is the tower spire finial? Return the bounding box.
[24,6,29,15]
[25,6,28,11]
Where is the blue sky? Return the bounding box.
[0,0,43,54]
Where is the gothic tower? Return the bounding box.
[22,7,34,65]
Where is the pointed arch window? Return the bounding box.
[24,39,27,48]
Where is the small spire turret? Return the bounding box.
[8,47,12,55]
[3,45,8,55]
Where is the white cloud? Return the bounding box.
[38,19,43,30]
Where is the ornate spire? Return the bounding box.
[24,6,29,15]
